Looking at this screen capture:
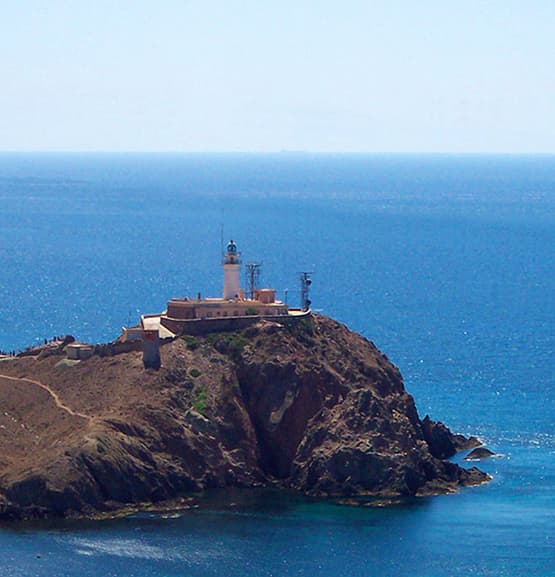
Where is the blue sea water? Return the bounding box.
[0,153,553,576]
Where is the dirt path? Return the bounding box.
[0,373,93,422]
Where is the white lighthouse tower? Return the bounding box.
[223,240,241,300]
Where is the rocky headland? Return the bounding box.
[0,315,488,520]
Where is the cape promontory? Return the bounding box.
[0,315,488,520]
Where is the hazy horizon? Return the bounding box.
[2,151,554,156]
[1,1,554,154]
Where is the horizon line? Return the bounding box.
[0,150,554,156]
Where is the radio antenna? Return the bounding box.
[245,262,262,300]
[299,272,313,310]
[220,222,224,260]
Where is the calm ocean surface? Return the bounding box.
[0,153,553,576]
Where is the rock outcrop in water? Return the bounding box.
[0,315,489,519]
[465,447,496,460]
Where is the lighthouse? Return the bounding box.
[223,240,241,300]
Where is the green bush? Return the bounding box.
[192,386,208,414]
[206,332,248,360]
[285,317,316,345]
[189,367,202,378]
[182,335,200,350]
[287,317,314,335]
[245,307,260,316]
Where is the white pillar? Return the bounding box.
[223,240,241,300]
[223,263,241,300]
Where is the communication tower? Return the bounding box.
[299,272,313,310]
[245,262,262,300]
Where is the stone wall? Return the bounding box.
[94,340,142,357]
[161,312,310,336]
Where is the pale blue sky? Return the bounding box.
[1,1,553,152]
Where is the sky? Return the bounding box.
[1,1,554,153]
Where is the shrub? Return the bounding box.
[286,317,316,345]
[192,386,208,414]
[206,332,248,360]
[182,335,200,351]
[287,317,314,335]
[189,367,202,378]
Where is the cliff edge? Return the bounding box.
[0,315,488,519]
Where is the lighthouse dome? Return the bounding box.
[227,240,237,254]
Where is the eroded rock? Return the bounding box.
[0,314,489,519]
[465,447,496,460]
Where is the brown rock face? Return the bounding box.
[420,415,482,460]
[465,447,496,460]
[0,315,489,519]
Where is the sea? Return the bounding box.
[0,153,553,576]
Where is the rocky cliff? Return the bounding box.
[0,315,488,520]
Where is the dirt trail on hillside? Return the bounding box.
[0,373,93,422]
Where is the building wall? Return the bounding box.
[120,327,143,342]
[142,329,161,369]
[66,344,94,360]
[254,289,276,304]
[166,298,287,320]
[160,311,310,336]
[166,300,197,319]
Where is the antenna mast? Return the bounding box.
[245,262,262,300]
[220,223,224,260]
[299,272,313,310]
